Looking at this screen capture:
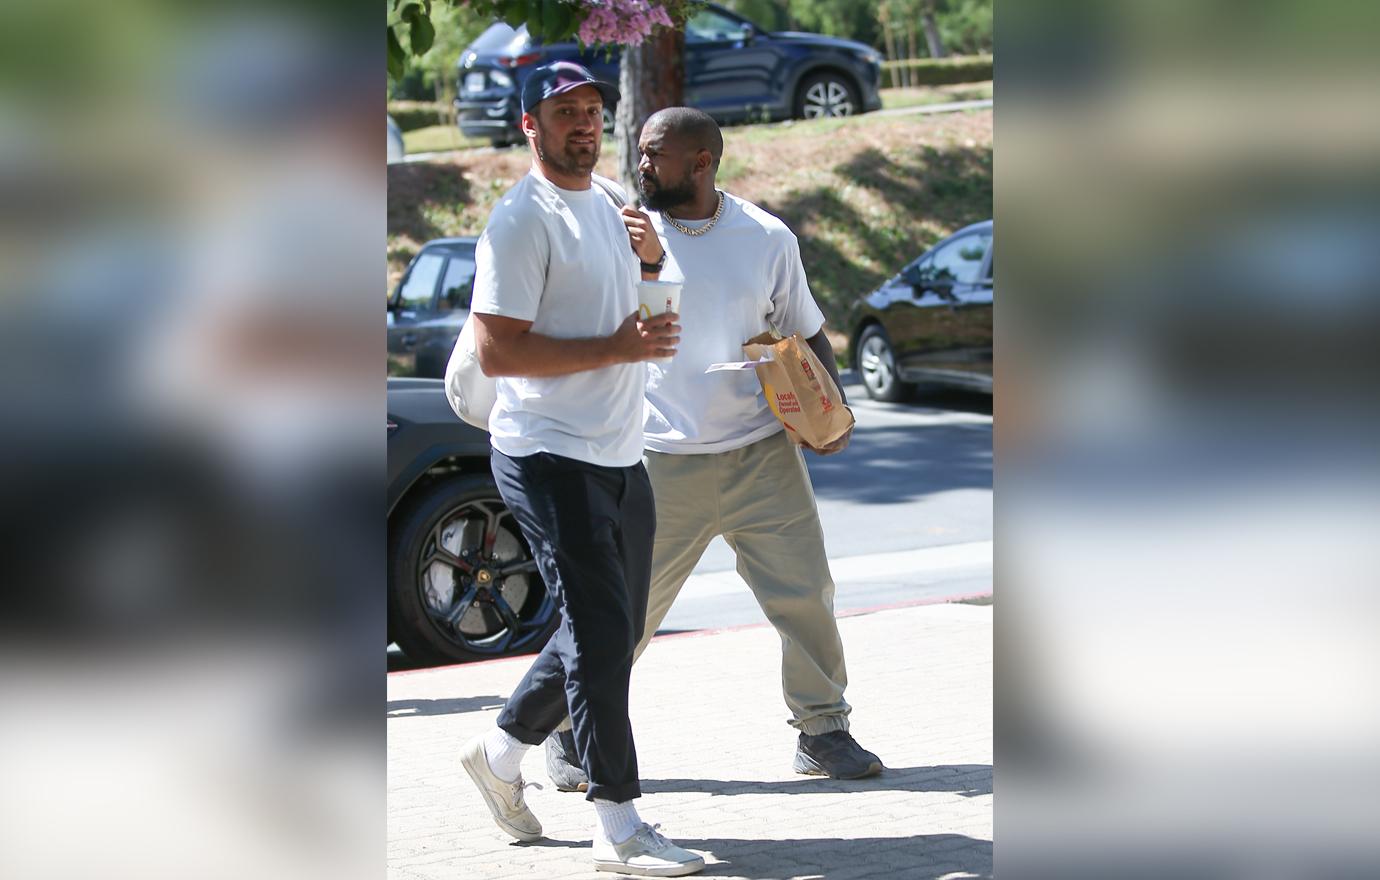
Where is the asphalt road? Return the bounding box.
[657,371,993,633]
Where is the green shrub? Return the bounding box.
[881,55,992,89]
[388,101,446,132]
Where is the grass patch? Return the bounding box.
[402,125,488,155]
[880,81,993,111]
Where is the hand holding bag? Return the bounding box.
[742,332,854,449]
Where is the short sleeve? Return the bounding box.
[470,199,550,322]
[766,228,826,338]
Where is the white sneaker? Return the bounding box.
[459,734,543,842]
[592,823,705,877]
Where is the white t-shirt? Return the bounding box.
[470,170,645,467]
[644,193,826,454]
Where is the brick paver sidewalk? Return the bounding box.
[389,602,992,880]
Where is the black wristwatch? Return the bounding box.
[639,250,667,274]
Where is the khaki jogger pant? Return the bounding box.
[634,430,852,735]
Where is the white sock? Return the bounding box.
[593,799,642,845]
[482,727,531,783]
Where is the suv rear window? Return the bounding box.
[469,23,527,54]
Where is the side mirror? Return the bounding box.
[740,24,756,44]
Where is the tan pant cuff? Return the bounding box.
[793,715,850,736]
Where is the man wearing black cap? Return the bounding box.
[457,61,704,877]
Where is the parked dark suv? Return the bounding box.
[455,2,883,146]
[387,237,477,378]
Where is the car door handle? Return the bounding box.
[400,334,418,346]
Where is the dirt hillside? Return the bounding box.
[387,108,992,349]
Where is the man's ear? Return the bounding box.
[521,111,538,139]
[695,148,714,174]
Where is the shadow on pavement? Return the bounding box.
[697,833,991,879]
[386,695,505,718]
[518,833,992,879]
[906,387,993,415]
[685,834,992,879]
[806,423,992,505]
[641,764,991,798]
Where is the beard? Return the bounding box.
[638,171,697,212]
[534,127,599,178]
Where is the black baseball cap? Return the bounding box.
[521,61,620,115]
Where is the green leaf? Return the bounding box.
[409,13,436,55]
[526,0,543,38]
[494,0,526,28]
[396,1,422,22]
[386,25,406,81]
[542,0,576,42]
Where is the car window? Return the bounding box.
[685,9,751,43]
[397,252,444,309]
[470,23,524,53]
[921,232,992,285]
[438,254,476,312]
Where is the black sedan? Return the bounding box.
[387,378,556,664]
[387,238,477,379]
[847,220,993,401]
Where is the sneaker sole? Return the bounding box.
[460,747,543,842]
[593,856,705,877]
[792,752,884,780]
[553,781,589,793]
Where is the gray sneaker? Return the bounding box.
[544,728,589,792]
[592,823,705,877]
[459,734,543,842]
[792,730,884,779]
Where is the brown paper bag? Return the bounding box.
[743,332,855,449]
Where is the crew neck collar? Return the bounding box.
[531,165,594,196]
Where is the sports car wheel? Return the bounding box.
[388,474,556,664]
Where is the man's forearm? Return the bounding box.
[806,329,848,406]
[480,329,621,378]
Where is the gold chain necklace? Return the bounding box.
[663,190,725,237]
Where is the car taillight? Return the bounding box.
[500,52,542,68]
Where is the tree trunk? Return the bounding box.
[616,29,685,203]
[921,2,946,59]
[882,22,900,89]
[908,23,920,86]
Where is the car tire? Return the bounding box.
[388,473,557,665]
[856,325,913,402]
[602,105,616,133]
[795,72,860,120]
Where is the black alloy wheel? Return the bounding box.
[388,473,557,664]
[795,72,860,120]
[856,324,914,402]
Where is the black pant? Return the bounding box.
[491,449,655,803]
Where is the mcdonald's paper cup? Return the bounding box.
[636,279,682,363]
